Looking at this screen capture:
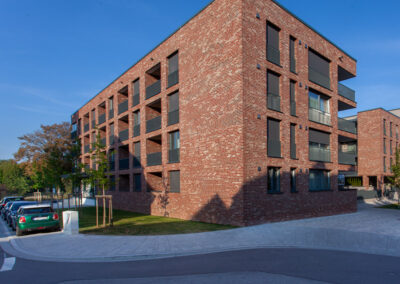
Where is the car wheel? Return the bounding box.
[16,226,23,237]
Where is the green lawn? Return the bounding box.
[379,204,400,210]
[58,207,236,235]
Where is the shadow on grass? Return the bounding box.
[379,204,400,210]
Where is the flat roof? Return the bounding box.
[73,0,356,115]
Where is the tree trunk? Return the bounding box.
[102,185,106,227]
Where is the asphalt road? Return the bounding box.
[0,217,399,284]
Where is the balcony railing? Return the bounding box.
[309,108,331,126]
[98,113,106,125]
[147,152,162,166]
[109,135,114,145]
[267,139,281,158]
[132,94,140,107]
[290,143,296,159]
[84,123,89,133]
[290,101,296,116]
[91,120,96,129]
[119,158,129,170]
[84,145,90,154]
[267,93,281,112]
[118,100,128,115]
[309,67,330,90]
[168,110,179,126]
[338,118,357,134]
[167,70,179,88]
[290,57,296,73]
[309,146,331,162]
[339,151,357,165]
[267,45,280,66]
[118,129,129,142]
[133,124,140,137]
[109,161,115,171]
[133,156,141,168]
[146,116,161,133]
[168,149,180,163]
[108,109,114,120]
[145,80,161,100]
[338,83,355,102]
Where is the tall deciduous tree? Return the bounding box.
[389,147,400,204]
[0,160,30,194]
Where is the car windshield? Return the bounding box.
[24,207,53,214]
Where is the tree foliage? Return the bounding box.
[389,147,400,203]
[0,160,30,194]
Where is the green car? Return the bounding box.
[16,204,60,236]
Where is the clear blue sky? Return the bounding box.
[1,0,399,160]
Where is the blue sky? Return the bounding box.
[0,0,399,160]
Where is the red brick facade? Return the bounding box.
[71,0,358,226]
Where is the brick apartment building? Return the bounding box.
[343,108,400,190]
[70,0,358,226]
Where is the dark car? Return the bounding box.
[0,196,24,217]
[2,202,14,220]
[7,201,37,230]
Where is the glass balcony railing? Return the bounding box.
[338,118,357,134]
[147,152,162,166]
[267,93,281,112]
[132,93,140,107]
[119,158,129,170]
[168,148,180,163]
[309,146,331,162]
[267,45,280,66]
[338,83,355,102]
[338,151,357,165]
[167,71,179,88]
[309,108,331,126]
[168,110,179,126]
[118,100,128,115]
[145,80,161,100]
[118,129,129,142]
[146,116,161,133]
[98,113,106,125]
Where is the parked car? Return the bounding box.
[0,196,24,217]
[16,204,60,236]
[7,201,37,230]
[2,202,14,220]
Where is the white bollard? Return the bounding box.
[62,211,79,235]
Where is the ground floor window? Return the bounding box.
[290,168,297,193]
[309,169,330,191]
[267,167,280,193]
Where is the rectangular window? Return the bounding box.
[383,119,386,136]
[108,97,114,119]
[267,118,281,158]
[308,90,331,126]
[390,158,393,173]
[308,49,330,89]
[133,110,140,137]
[390,140,393,155]
[290,168,297,193]
[169,130,180,163]
[290,123,296,159]
[167,52,179,88]
[132,79,140,107]
[267,23,280,65]
[290,80,296,116]
[390,122,393,137]
[109,123,114,145]
[267,167,280,193]
[134,174,141,192]
[289,36,296,73]
[91,109,96,128]
[169,171,180,193]
[309,170,330,191]
[384,138,387,154]
[168,91,179,125]
[309,129,331,162]
[384,157,386,172]
[396,125,399,140]
[109,176,115,191]
[267,70,280,112]
[133,142,141,168]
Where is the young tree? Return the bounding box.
[389,147,400,204]
[82,129,112,226]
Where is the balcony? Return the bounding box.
[168,149,180,163]
[267,139,281,158]
[133,124,140,137]
[84,145,90,154]
[118,129,129,142]
[338,118,357,134]
[133,156,141,168]
[309,146,331,162]
[108,109,114,120]
[290,57,296,73]
[146,116,161,133]
[118,100,128,115]
[132,94,140,107]
[338,83,355,102]
[84,123,89,133]
[70,131,77,140]
[109,135,114,145]
[309,67,330,90]
[309,108,331,126]
[145,80,161,100]
[109,161,115,171]
[339,151,357,165]
[147,152,162,166]
[167,71,179,88]
[290,143,296,159]
[91,120,96,129]
[290,101,296,116]
[100,137,106,147]
[168,110,179,126]
[267,45,280,66]
[119,158,129,170]
[267,93,281,112]
[98,113,106,125]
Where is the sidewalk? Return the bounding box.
[1,201,399,263]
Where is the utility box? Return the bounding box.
[62,211,79,235]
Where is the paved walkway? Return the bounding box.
[1,201,399,262]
